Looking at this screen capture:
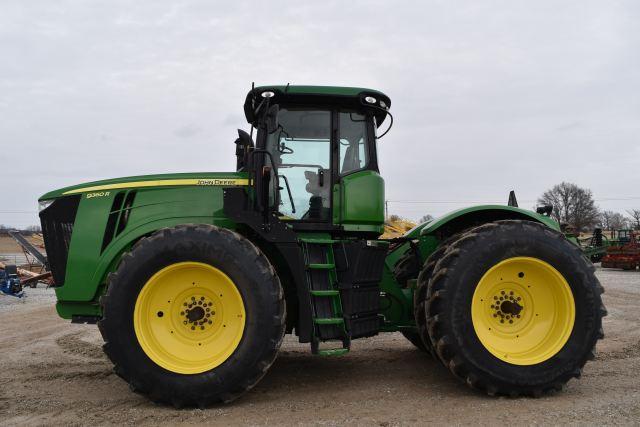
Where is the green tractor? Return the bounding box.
[38,85,605,406]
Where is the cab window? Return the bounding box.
[339,112,369,175]
[266,108,331,221]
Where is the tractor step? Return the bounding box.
[317,348,349,356]
[310,289,340,296]
[300,236,352,356]
[307,263,335,270]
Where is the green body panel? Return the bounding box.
[334,170,385,234]
[42,172,248,319]
[419,205,560,235]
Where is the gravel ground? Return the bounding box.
[0,266,638,426]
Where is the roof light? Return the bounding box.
[364,96,377,104]
[261,91,275,98]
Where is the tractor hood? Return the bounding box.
[39,172,250,201]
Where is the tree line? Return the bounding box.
[406,182,638,233]
[538,182,639,232]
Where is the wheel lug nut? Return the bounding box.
[180,311,184,315]
[183,321,187,325]
[191,326,195,330]
[201,297,205,301]
[208,320,212,324]
[200,326,205,330]
[509,320,513,324]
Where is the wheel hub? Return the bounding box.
[180,296,215,330]
[490,289,524,324]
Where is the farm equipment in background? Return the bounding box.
[578,228,609,263]
[8,230,49,273]
[601,230,640,270]
[0,265,24,298]
[5,230,52,288]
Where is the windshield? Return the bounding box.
[266,108,331,220]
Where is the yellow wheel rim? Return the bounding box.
[471,257,575,365]
[133,262,245,374]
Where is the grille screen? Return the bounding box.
[39,195,80,286]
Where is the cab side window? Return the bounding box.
[339,112,369,175]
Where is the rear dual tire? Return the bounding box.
[98,224,285,407]
[417,220,606,396]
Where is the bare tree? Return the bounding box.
[627,209,640,230]
[599,211,613,230]
[537,182,599,231]
[419,214,434,223]
[609,212,629,230]
[600,211,629,230]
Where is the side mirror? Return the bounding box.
[266,104,279,134]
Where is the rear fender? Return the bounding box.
[420,205,560,238]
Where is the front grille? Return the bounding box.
[39,195,81,286]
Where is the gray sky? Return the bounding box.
[1,0,639,228]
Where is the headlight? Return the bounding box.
[38,200,53,212]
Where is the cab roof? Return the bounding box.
[243,85,391,126]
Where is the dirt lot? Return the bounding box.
[1,267,639,426]
[0,236,43,254]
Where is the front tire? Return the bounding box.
[424,220,605,396]
[98,224,285,407]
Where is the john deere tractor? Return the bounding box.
[38,85,605,406]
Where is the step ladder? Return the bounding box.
[299,237,351,356]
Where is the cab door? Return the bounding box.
[333,111,385,234]
[266,108,333,221]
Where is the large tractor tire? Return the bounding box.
[98,224,285,407]
[413,233,465,358]
[421,220,605,396]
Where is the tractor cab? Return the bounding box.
[237,86,391,236]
